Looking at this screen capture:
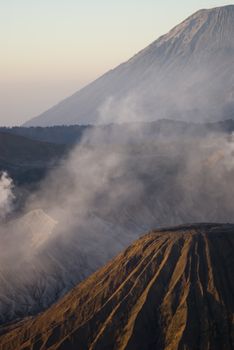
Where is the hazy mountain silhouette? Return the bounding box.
[24,5,234,126]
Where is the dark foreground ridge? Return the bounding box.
[0,223,233,349]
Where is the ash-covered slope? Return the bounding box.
[25,5,234,126]
[0,210,58,322]
[0,208,135,325]
[1,223,233,350]
[13,209,57,248]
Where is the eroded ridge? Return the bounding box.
[0,223,233,350]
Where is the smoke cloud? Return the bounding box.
[1,96,234,325]
[0,171,15,221]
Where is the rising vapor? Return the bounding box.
[0,171,15,221]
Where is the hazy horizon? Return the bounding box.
[1,0,233,126]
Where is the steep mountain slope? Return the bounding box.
[24,5,234,126]
[0,223,233,350]
[0,210,58,320]
[0,208,135,325]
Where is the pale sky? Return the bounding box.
[0,0,233,126]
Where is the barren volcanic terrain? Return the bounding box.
[0,223,233,350]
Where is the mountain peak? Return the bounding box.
[24,6,234,126]
[145,4,234,59]
[195,4,234,14]
[12,209,57,249]
[199,4,234,12]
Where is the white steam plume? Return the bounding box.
[1,94,234,324]
[0,171,15,220]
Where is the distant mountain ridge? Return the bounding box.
[0,131,66,186]
[2,118,234,145]
[24,5,234,126]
